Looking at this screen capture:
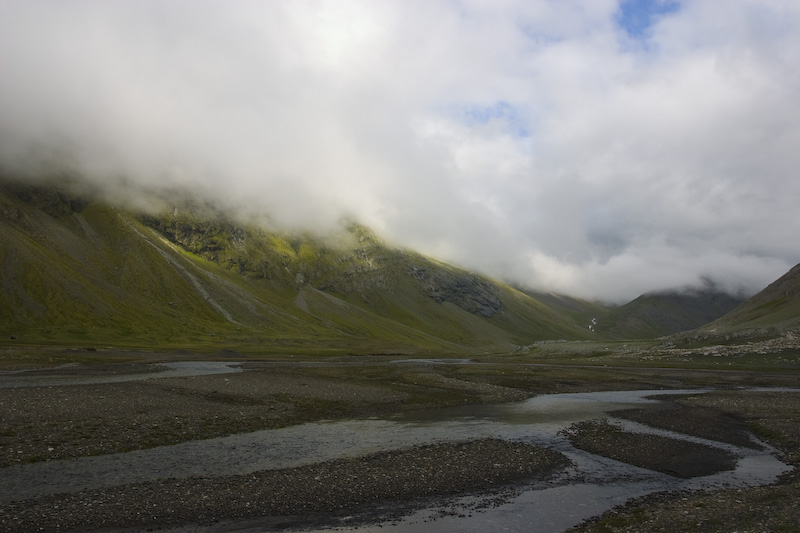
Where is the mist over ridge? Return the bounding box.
[2,0,799,303]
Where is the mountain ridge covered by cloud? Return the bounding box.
[1,0,798,302]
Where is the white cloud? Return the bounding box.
[1,0,798,302]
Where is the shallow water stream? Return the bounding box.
[1,386,791,531]
[0,361,243,388]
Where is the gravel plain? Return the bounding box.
[0,354,798,532]
[0,438,570,532]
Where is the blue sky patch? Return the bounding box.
[616,0,680,40]
[462,101,531,138]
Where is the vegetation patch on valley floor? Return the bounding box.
[0,439,570,533]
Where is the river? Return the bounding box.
[0,381,791,532]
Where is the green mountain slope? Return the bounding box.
[698,263,800,334]
[0,183,325,348]
[520,291,610,333]
[137,198,595,350]
[1,179,596,354]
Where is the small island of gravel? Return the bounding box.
[0,439,570,532]
[562,419,738,479]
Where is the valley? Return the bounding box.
[2,178,799,531]
[4,1,800,529]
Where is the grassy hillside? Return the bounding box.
[138,200,596,350]
[1,178,597,354]
[698,262,800,335]
[521,291,610,333]
[0,182,327,349]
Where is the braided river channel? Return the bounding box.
[0,362,793,532]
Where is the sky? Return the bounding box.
[1,0,799,302]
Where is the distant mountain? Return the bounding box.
[1,178,598,354]
[596,288,746,339]
[517,286,745,340]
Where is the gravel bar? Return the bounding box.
[562,419,738,478]
[0,438,571,532]
[571,390,800,532]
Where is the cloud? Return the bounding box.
[1,0,799,302]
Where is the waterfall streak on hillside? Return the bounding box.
[115,211,240,324]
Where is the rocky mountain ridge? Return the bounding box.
[0,179,591,353]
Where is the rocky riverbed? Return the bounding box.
[0,439,570,532]
[0,354,798,532]
[571,390,800,532]
[562,419,739,479]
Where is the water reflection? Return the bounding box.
[0,388,792,531]
[0,361,242,388]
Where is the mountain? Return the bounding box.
[694,262,800,336]
[596,288,745,339]
[0,178,597,354]
[3,177,771,353]
[518,290,608,332]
